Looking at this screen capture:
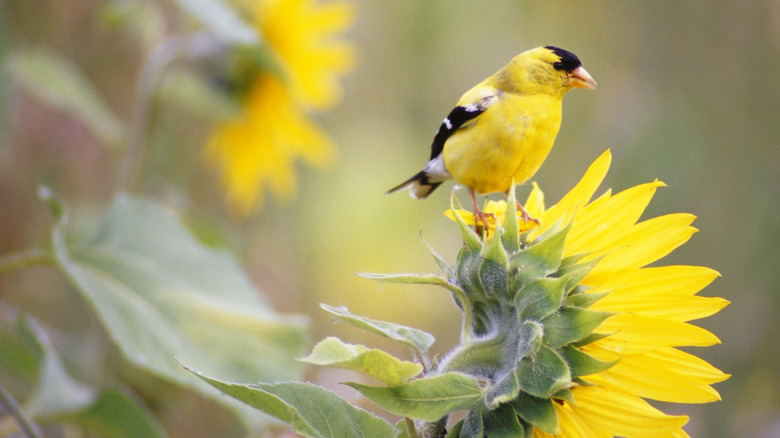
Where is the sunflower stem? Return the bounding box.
[0,248,54,275]
[120,34,181,192]
[405,417,420,438]
[120,33,219,191]
[0,380,42,438]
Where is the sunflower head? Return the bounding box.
[436,185,614,435]
[433,150,729,437]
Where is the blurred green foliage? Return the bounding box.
[0,1,778,437]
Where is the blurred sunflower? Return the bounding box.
[206,0,355,214]
[256,0,355,110]
[205,73,333,214]
[446,150,729,437]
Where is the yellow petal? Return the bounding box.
[595,313,721,354]
[642,347,731,385]
[583,265,720,296]
[571,385,689,437]
[531,150,611,239]
[550,401,611,438]
[595,354,723,403]
[593,293,729,322]
[524,182,546,217]
[564,180,665,256]
[655,430,691,438]
[309,0,355,34]
[582,343,727,388]
[583,214,698,283]
[205,74,334,215]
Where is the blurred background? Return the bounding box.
[1,1,778,437]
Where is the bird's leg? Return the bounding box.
[469,188,494,234]
[515,200,541,226]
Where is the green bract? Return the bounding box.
[360,188,615,437]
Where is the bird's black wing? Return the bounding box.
[429,95,496,160]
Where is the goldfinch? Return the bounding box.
[386,46,596,225]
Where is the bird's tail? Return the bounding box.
[385,171,442,200]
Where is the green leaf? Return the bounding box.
[515,276,568,321]
[541,307,612,349]
[558,346,617,378]
[17,318,97,419]
[485,368,520,408]
[5,48,124,146]
[443,418,463,438]
[517,320,543,359]
[0,317,41,385]
[551,387,575,405]
[320,304,435,355]
[556,258,598,295]
[512,392,558,435]
[564,290,609,309]
[0,316,166,437]
[451,200,482,252]
[300,337,422,386]
[510,222,571,290]
[479,231,509,299]
[478,257,509,300]
[482,223,508,268]
[346,372,482,422]
[187,367,397,438]
[358,272,463,295]
[48,193,308,428]
[460,407,483,438]
[482,402,526,438]
[441,322,522,378]
[70,387,166,438]
[569,331,613,348]
[501,184,521,253]
[456,247,487,297]
[0,316,96,423]
[516,346,571,399]
[171,0,259,44]
[420,233,455,279]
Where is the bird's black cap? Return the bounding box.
[545,46,582,73]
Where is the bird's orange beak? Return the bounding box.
[567,66,597,89]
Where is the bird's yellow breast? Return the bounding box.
[442,93,563,195]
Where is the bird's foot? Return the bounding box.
[473,210,496,235]
[515,201,540,226]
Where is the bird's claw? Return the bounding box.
[473,211,495,235]
[515,201,540,226]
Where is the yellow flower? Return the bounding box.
[206,0,354,213]
[444,184,544,237]
[205,73,333,215]
[256,0,355,110]
[447,150,729,437]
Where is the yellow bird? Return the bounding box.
[386,46,596,226]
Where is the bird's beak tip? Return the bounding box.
[569,66,597,89]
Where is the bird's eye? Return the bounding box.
[552,61,564,71]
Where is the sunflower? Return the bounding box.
[205,73,333,215]
[444,150,729,437]
[206,0,354,214]
[255,0,355,110]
